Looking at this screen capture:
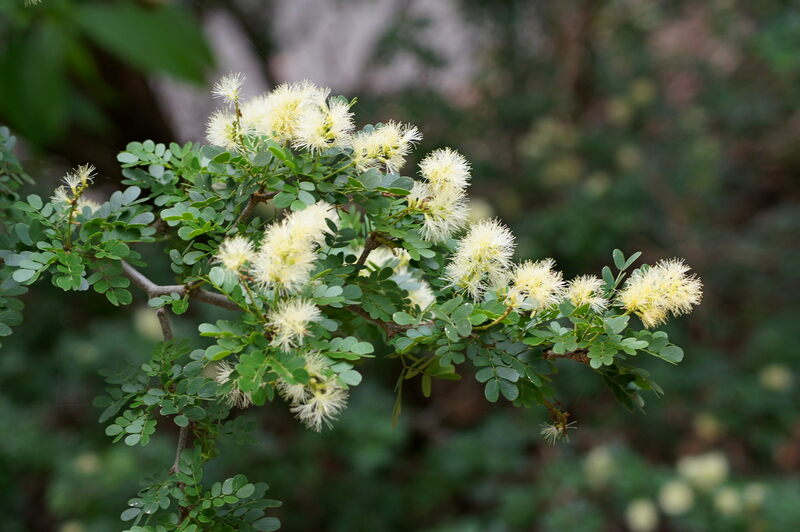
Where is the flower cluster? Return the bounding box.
[351,121,422,173]
[507,258,565,313]
[215,361,253,409]
[444,218,516,299]
[51,164,98,211]
[618,259,703,327]
[276,352,348,431]
[248,201,337,293]
[407,148,471,242]
[209,79,412,166]
[267,298,322,351]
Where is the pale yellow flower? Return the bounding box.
[565,275,608,312]
[251,202,334,293]
[625,499,658,532]
[206,110,240,149]
[267,299,322,351]
[445,219,515,299]
[507,258,565,312]
[211,72,245,105]
[216,236,255,272]
[351,121,422,173]
[659,480,694,516]
[407,280,435,310]
[407,181,469,242]
[418,147,471,193]
[618,259,702,327]
[293,97,355,152]
[214,361,253,408]
[277,351,349,431]
[677,452,729,491]
[242,80,327,144]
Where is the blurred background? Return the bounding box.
[1,0,799,530]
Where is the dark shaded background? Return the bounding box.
[1,1,799,531]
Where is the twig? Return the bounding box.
[356,233,381,266]
[121,260,238,311]
[156,307,174,341]
[543,348,590,364]
[346,305,408,338]
[235,191,277,226]
[473,305,514,331]
[154,307,189,475]
[169,423,189,475]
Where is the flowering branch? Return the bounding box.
[120,260,238,310]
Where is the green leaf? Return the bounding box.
[117,152,138,164]
[351,342,374,355]
[174,415,189,427]
[475,367,494,383]
[253,517,281,532]
[297,189,316,205]
[604,315,629,334]
[392,311,415,326]
[120,508,141,521]
[484,379,500,403]
[235,483,256,498]
[613,249,625,270]
[499,379,519,401]
[12,269,35,283]
[339,370,362,386]
[27,194,43,210]
[657,345,684,364]
[623,251,642,270]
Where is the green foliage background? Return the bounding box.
[1,0,799,531]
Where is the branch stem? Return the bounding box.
[121,260,238,311]
[473,306,514,331]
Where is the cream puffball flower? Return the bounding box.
[618,258,703,328]
[566,275,608,312]
[419,147,471,192]
[214,361,253,408]
[267,299,322,351]
[351,121,422,173]
[277,352,349,431]
[212,72,245,105]
[294,97,355,152]
[285,201,338,246]
[407,182,469,243]
[250,201,335,294]
[407,280,435,310]
[243,80,327,144]
[506,258,565,312]
[216,236,255,272]
[53,164,95,206]
[206,110,241,149]
[445,219,516,299]
[290,379,348,432]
